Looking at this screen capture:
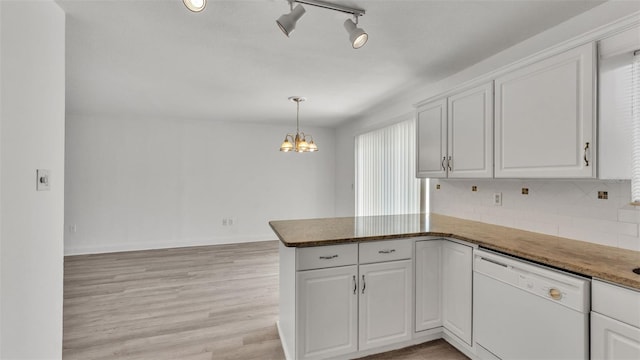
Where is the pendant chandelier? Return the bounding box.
[280,96,318,153]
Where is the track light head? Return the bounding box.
[344,18,368,49]
[276,4,306,37]
[183,0,206,12]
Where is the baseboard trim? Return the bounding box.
[277,321,293,360]
[442,330,478,360]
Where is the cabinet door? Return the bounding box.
[359,260,412,351]
[442,241,473,345]
[416,98,447,178]
[296,266,358,360]
[448,82,493,178]
[494,42,595,178]
[592,312,640,360]
[415,240,442,332]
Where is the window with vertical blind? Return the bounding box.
[632,49,640,204]
[355,118,423,216]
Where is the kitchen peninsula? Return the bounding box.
[270,213,640,289]
[270,213,640,360]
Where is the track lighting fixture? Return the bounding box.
[344,17,368,49]
[276,4,307,37]
[280,96,318,153]
[276,0,368,49]
[183,0,206,13]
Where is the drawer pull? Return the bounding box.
[362,275,366,294]
[378,249,396,254]
[352,275,357,295]
[319,254,338,260]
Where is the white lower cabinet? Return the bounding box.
[442,241,473,345]
[415,240,443,332]
[591,280,640,360]
[415,239,473,347]
[281,240,414,360]
[296,266,358,360]
[359,259,413,351]
[592,312,640,360]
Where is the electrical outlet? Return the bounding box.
[436,184,441,190]
[493,192,502,206]
[598,191,608,200]
[228,218,234,226]
[222,218,228,226]
[472,185,478,192]
[522,188,529,195]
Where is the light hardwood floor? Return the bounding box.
[64,240,468,360]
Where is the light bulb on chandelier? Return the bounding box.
[280,96,318,153]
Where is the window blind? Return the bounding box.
[355,118,421,216]
[633,50,640,204]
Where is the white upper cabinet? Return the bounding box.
[494,42,596,178]
[447,82,494,178]
[416,82,493,179]
[598,26,640,180]
[416,98,447,178]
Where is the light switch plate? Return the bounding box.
[36,169,50,191]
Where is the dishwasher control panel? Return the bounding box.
[474,249,590,313]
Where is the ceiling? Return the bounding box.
[57,0,604,127]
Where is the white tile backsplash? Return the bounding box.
[431,179,640,251]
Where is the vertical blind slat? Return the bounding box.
[355,119,421,216]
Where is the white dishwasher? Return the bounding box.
[474,249,590,360]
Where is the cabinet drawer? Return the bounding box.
[359,239,412,264]
[593,280,640,328]
[296,244,358,271]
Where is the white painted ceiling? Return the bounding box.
[57,0,604,127]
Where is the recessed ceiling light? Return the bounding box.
[183,0,206,13]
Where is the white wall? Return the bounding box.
[0,1,65,358]
[333,2,640,248]
[64,114,336,255]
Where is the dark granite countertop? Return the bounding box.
[269,213,640,290]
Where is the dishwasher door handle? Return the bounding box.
[479,256,509,268]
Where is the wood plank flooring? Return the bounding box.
[63,240,468,360]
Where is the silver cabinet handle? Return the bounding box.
[352,275,357,295]
[361,275,366,294]
[584,142,590,166]
[448,156,453,171]
[319,254,338,260]
[378,249,396,254]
